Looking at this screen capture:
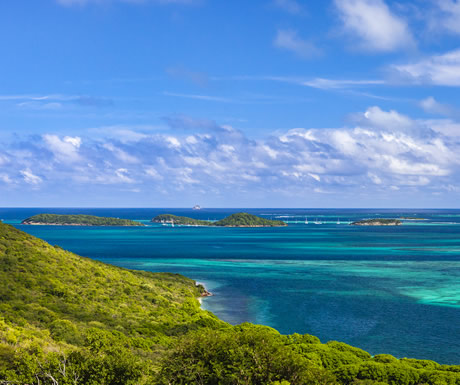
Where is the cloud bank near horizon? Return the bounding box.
[1,106,459,205]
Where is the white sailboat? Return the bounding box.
[305,217,309,225]
[337,218,340,225]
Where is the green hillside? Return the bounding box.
[213,212,287,227]
[21,213,144,226]
[0,222,459,384]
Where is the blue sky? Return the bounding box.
[1,0,460,207]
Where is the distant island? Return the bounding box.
[152,212,287,227]
[351,218,402,226]
[213,212,287,227]
[152,214,210,226]
[400,217,426,220]
[21,214,144,226]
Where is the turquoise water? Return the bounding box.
[2,208,459,363]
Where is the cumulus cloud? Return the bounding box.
[334,0,415,52]
[20,169,42,185]
[356,106,414,131]
[274,29,320,58]
[392,49,460,86]
[419,97,454,116]
[103,143,139,163]
[1,107,460,198]
[43,135,82,163]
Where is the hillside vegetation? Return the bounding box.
[21,213,144,226]
[213,212,287,227]
[0,222,459,384]
[152,214,210,226]
[152,212,287,227]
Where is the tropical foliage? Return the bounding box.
[0,223,458,384]
[151,214,210,226]
[213,212,287,227]
[21,214,144,226]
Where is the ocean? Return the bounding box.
[1,207,459,364]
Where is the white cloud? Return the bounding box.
[435,0,460,35]
[64,136,82,147]
[145,166,163,180]
[334,0,414,52]
[43,135,82,163]
[368,172,382,184]
[185,135,198,144]
[419,97,453,116]
[274,29,320,58]
[427,119,460,137]
[0,93,114,110]
[20,169,42,185]
[17,101,63,110]
[103,143,139,163]
[165,136,181,148]
[3,108,460,196]
[0,94,60,101]
[393,49,460,86]
[0,153,9,166]
[302,78,385,89]
[115,168,134,183]
[309,173,321,182]
[360,106,414,130]
[0,173,13,184]
[383,156,447,176]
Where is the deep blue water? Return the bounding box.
[1,208,459,364]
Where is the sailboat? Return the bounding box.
[305,217,309,225]
[337,218,340,225]
[314,218,321,224]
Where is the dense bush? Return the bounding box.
[21,213,144,226]
[157,324,336,385]
[213,212,287,227]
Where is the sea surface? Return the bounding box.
[2,208,459,364]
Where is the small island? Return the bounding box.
[152,212,287,227]
[152,214,210,226]
[213,212,287,227]
[351,218,402,226]
[21,214,144,226]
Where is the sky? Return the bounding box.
[1,0,460,207]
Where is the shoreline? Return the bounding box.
[196,281,213,306]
